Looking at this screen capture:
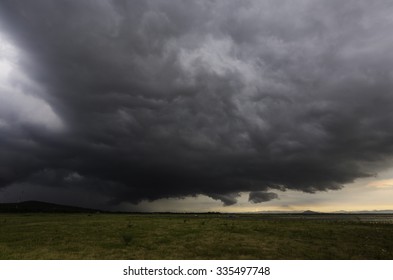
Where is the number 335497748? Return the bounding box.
[216,267,270,276]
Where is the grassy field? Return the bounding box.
[0,213,393,259]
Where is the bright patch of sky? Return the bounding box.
[0,30,64,131]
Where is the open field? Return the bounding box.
[1,213,393,259]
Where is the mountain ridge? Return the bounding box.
[0,200,99,213]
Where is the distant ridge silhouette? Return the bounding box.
[0,201,98,213]
[302,210,320,215]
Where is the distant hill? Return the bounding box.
[0,201,99,213]
[302,210,320,215]
[334,210,393,214]
[255,210,393,215]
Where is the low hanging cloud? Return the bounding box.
[249,191,279,204]
[1,0,393,207]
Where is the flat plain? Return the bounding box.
[1,213,393,259]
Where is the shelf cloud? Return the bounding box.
[1,0,393,207]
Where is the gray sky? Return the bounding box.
[1,0,393,211]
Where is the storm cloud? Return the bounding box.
[249,192,278,204]
[1,0,393,207]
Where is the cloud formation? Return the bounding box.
[249,191,278,204]
[1,0,393,207]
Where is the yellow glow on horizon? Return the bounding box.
[367,179,393,189]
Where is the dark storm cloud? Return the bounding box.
[249,192,278,204]
[1,0,393,207]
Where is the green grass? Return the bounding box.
[0,213,393,259]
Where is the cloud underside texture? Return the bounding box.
[1,0,393,206]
